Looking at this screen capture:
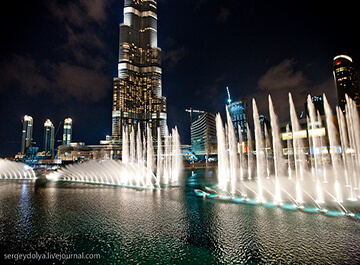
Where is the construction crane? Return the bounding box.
[226,86,232,104]
[185,108,205,124]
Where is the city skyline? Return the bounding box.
[0,0,359,157]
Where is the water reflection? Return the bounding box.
[188,169,360,264]
[0,172,359,264]
[16,181,35,240]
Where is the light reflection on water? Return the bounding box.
[0,169,359,264]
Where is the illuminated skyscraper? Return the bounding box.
[21,115,33,155]
[227,99,248,142]
[191,111,217,157]
[333,55,360,112]
[63,118,72,145]
[112,0,167,144]
[43,119,55,157]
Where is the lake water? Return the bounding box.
[1,169,360,264]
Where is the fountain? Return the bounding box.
[0,159,36,179]
[49,126,182,189]
[252,99,265,203]
[199,93,360,217]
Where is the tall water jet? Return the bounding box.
[226,108,238,195]
[238,125,245,181]
[269,95,283,203]
[323,94,342,202]
[307,95,324,203]
[289,93,304,203]
[136,124,143,164]
[307,116,315,180]
[247,123,253,180]
[136,124,144,186]
[171,127,181,183]
[252,99,265,202]
[345,95,360,191]
[317,111,328,183]
[130,129,136,163]
[157,127,162,186]
[337,106,351,195]
[122,127,129,163]
[163,127,171,184]
[286,124,293,180]
[264,125,271,179]
[307,95,320,178]
[146,126,154,187]
[216,114,229,191]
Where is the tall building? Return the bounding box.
[333,55,360,112]
[227,99,248,142]
[63,118,72,145]
[112,0,167,144]
[191,111,217,157]
[43,119,55,157]
[21,115,33,155]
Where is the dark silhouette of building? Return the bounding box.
[259,115,270,138]
[304,95,325,116]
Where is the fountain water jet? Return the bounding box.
[252,99,265,202]
[289,93,305,203]
[0,160,36,180]
[324,94,343,202]
[269,95,283,204]
[51,126,182,189]
[226,109,238,195]
[212,93,359,216]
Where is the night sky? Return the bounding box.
[0,0,359,157]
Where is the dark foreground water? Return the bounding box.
[1,169,360,264]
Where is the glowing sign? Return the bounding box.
[309,128,326,137]
[281,130,307,140]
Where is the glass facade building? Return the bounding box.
[333,55,360,112]
[112,0,167,144]
[63,118,73,145]
[43,119,55,157]
[191,111,217,156]
[227,99,248,142]
[21,115,33,155]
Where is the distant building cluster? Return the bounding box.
[186,55,360,162]
[17,117,73,164]
[17,115,117,164]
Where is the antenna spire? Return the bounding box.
[226,87,231,104]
